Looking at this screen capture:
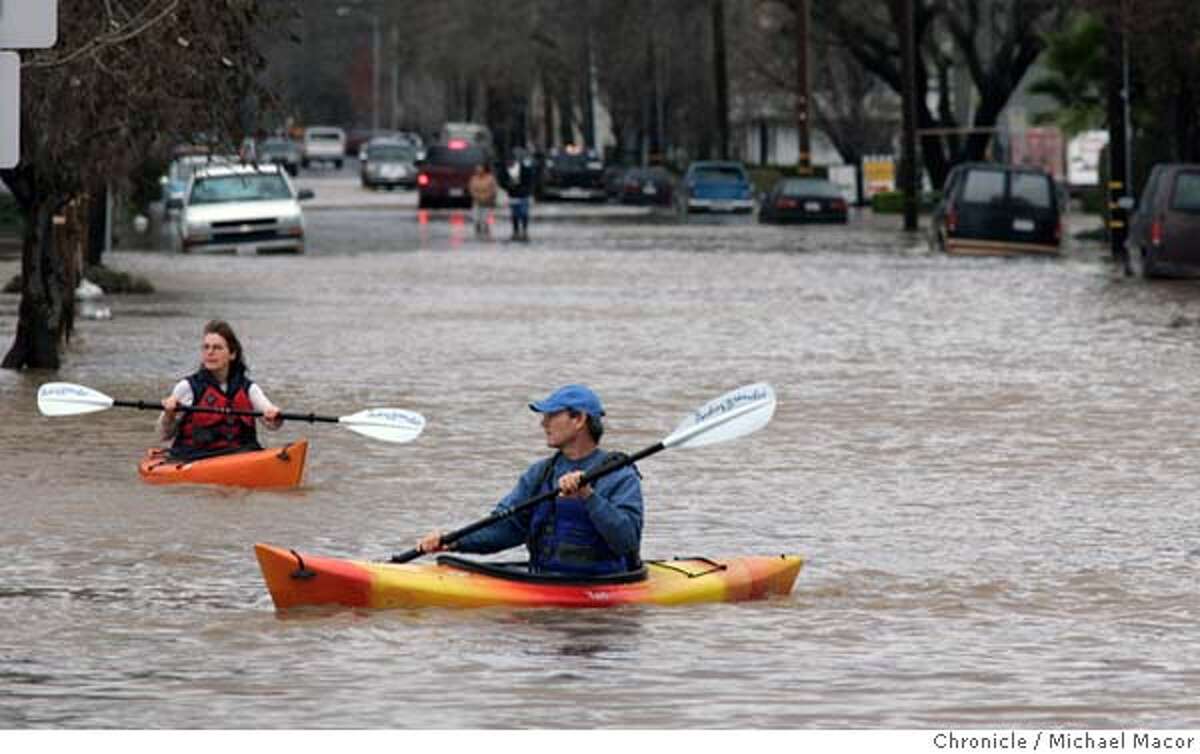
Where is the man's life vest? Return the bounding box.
[171,367,261,457]
[527,452,639,576]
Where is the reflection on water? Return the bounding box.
[1,208,1199,727]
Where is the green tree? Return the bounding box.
[1027,14,1106,133]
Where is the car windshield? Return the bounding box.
[189,174,292,204]
[1171,172,1200,212]
[692,166,745,183]
[961,170,1007,203]
[424,145,486,166]
[1010,173,1053,209]
[369,145,416,161]
[781,179,841,198]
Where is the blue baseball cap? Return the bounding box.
[529,384,605,417]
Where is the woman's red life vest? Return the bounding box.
[171,368,261,455]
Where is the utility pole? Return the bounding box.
[712,0,730,160]
[371,13,380,133]
[1105,4,1129,265]
[900,0,919,231]
[792,0,811,174]
[390,22,400,130]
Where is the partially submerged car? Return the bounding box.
[758,177,848,224]
[160,153,233,214]
[618,166,675,207]
[257,137,302,176]
[538,146,606,201]
[301,126,346,169]
[168,163,313,255]
[677,161,754,214]
[360,139,419,190]
[416,140,487,209]
[1124,163,1200,278]
[928,162,1062,256]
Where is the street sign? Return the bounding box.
[0,52,16,169]
[0,0,58,48]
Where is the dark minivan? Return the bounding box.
[928,162,1062,256]
[1124,163,1200,278]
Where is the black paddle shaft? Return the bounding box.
[389,441,665,564]
[114,399,337,424]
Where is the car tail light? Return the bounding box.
[777,198,798,209]
[946,203,958,232]
[1151,215,1164,246]
[417,173,430,187]
[447,139,468,150]
[832,198,847,212]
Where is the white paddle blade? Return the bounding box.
[37,382,116,417]
[339,408,426,443]
[662,382,776,449]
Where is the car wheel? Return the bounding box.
[335,160,343,169]
[1138,247,1161,279]
[933,226,948,253]
[1125,245,1146,278]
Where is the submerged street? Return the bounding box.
[1,168,1199,727]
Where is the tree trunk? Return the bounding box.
[86,185,107,267]
[3,197,79,370]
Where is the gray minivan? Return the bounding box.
[1124,163,1200,278]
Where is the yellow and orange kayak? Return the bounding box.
[139,440,308,489]
[255,543,803,610]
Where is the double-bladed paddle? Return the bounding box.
[388,382,776,563]
[37,381,426,444]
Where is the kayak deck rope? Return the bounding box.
[646,557,727,578]
[289,549,316,580]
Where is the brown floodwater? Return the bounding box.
[1,201,1198,727]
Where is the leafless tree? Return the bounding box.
[813,0,1071,188]
[0,1,285,370]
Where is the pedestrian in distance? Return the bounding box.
[417,384,644,576]
[501,147,537,242]
[468,162,498,238]
[158,319,283,460]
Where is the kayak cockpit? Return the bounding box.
[434,555,649,585]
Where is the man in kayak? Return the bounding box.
[158,319,284,459]
[418,384,644,576]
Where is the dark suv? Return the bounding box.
[1124,163,1200,278]
[928,162,1062,256]
[537,147,606,201]
[416,141,488,209]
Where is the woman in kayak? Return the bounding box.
[158,319,283,458]
[417,384,644,576]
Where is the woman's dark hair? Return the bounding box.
[203,319,248,374]
[569,410,604,443]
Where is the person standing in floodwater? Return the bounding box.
[469,163,498,238]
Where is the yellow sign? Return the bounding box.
[862,156,895,196]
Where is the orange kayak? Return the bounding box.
[139,440,308,489]
[255,543,803,610]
